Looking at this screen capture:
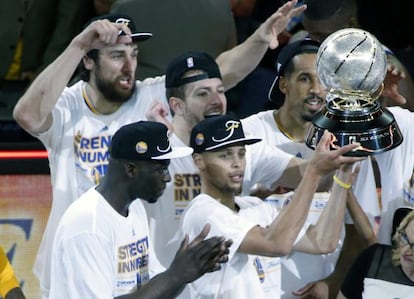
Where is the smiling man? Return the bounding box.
[241,39,380,298]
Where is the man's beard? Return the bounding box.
[95,73,136,104]
[302,95,325,122]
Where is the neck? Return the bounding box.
[201,183,238,212]
[83,83,123,114]
[173,116,193,146]
[274,108,309,142]
[95,178,130,217]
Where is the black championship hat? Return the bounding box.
[165,51,222,88]
[268,38,321,103]
[85,13,152,42]
[303,0,344,20]
[190,115,261,153]
[392,206,414,237]
[110,121,193,160]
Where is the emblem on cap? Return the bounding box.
[195,133,205,146]
[277,62,282,73]
[186,57,194,68]
[115,17,131,27]
[136,141,148,154]
[156,130,172,153]
[212,120,240,142]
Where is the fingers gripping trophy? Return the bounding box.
[305,28,403,156]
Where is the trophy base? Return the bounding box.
[305,102,403,156]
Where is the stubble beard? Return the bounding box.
[301,109,318,122]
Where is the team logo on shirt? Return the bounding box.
[74,130,111,186]
[253,257,265,283]
[136,141,148,154]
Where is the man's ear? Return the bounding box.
[83,55,95,71]
[169,97,185,116]
[192,153,205,170]
[279,76,288,95]
[124,162,138,178]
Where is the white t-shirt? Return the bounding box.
[49,188,164,299]
[242,110,380,298]
[375,106,414,244]
[180,194,308,299]
[363,278,414,298]
[34,77,167,297]
[144,134,294,268]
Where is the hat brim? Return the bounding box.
[392,206,414,236]
[130,32,153,42]
[268,75,280,101]
[205,138,262,152]
[152,146,193,160]
[268,75,286,107]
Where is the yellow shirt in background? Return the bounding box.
[0,246,19,298]
[4,39,23,81]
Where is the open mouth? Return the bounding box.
[230,173,243,183]
[204,111,222,117]
[118,76,132,89]
[305,97,324,111]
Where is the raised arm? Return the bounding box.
[292,165,376,299]
[272,156,334,192]
[13,19,133,134]
[217,0,306,90]
[239,131,363,257]
[329,173,377,288]
[294,164,355,254]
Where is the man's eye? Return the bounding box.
[197,91,209,97]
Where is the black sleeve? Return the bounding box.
[340,243,380,298]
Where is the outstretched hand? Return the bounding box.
[310,130,365,176]
[382,56,407,105]
[170,224,232,283]
[257,0,306,49]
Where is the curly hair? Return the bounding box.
[391,210,414,266]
